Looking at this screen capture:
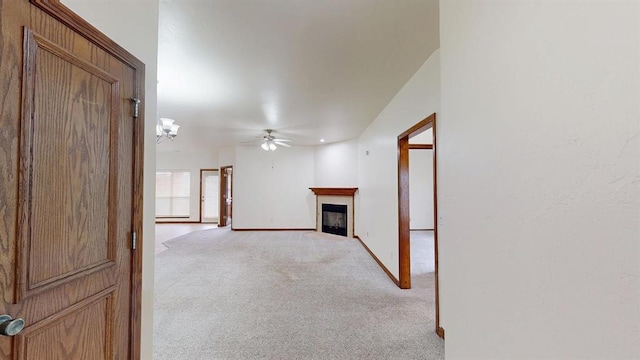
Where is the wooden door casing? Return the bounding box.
[397,113,443,338]
[0,0,145,359]
[218,166,232,227]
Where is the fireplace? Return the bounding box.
[309,187,357,238]
[322,204,348,237]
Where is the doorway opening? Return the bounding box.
[219,166,233,227]
[397,113,443,338]
[200,169,220,224]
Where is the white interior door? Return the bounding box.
[201,170,219,223]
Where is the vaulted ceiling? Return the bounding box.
[157,0,439,153]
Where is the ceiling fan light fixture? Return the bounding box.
[258,129,291,151]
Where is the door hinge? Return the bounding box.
[132,231,137,250]
[132,98,141,118]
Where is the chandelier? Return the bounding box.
[156,117,180,143]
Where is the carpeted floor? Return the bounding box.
[153,228,444,360]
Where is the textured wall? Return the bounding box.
[439,1,640,358]
[234,146,316,229]
[314,139,359,187]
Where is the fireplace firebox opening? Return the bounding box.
[322,204,348,237]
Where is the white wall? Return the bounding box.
[232,139,358,230]
[314,139,359,187]
[409,129,434,230]
[439,1,640,358]
[409,149,434,230]
[60,1,159,359]
[156,150,218,222]
[218,146,236,167]
[410,128,432,144]
[233,146,316,229]
[356,50,441,280]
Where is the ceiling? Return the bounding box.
[156,0,439,153]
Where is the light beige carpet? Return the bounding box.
[153,228,443,359]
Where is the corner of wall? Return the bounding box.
[355,49,441,281]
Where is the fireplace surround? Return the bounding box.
[309,188,357,238]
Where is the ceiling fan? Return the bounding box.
[261,129,292,151]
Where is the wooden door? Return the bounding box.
[200,169,219,223]
[0,0,145,359]
[218,166,233,227]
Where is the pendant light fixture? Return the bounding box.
[156,117,180,143]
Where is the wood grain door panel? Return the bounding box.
[15,288,115,360]
[0,0,144,358]
[17,28,119,301]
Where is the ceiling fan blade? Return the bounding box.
[275,141,291,147]
[273,138,292,142]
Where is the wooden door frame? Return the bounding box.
[397,113,444,339]
[30,1,147,357]
[219,166,233,227]
[199,169,219,223]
